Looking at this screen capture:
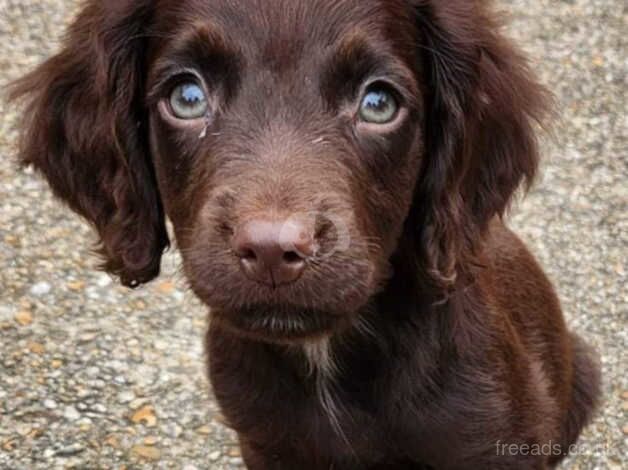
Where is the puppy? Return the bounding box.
[11,0,600,468]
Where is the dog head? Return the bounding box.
[11,0,547,342]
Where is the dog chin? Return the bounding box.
[211,303,350,344]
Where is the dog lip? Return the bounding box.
[212,304,344,341]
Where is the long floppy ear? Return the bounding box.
[412,0,550,288]
[9,0,168,288]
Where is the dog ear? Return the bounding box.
[412,1,549,288]
[9,0,169,288]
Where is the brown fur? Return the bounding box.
[10,1,600,468]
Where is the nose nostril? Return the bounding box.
[239,248,257,262]
[283,251,304,264]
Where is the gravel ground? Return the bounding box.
[0,0,626,469]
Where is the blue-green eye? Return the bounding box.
[170,82,208,119]
[359,86,398,124]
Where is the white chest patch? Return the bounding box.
[302,338,336,378]
[301,338,354,449]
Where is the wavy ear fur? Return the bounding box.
[9,0,168,287]
[412,0,550,288]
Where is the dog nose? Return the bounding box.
[232,219,314,287]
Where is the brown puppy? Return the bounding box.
[11,1,600,468]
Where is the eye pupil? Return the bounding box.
[359,86,398,124]
[170,81,209,119]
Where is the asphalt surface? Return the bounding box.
[0,0,626,468]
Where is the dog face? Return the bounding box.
[147,0,424,341]
[12,0,546,343]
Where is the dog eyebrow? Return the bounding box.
[147,22,240,100]
[322,31,419,106]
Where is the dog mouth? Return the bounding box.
[211,304,347,342]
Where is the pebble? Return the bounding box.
[229,457,244,466]
[113,375,127,385]
[165,423,183,439]
[63,405,81,421]
[117,390,135,404]
[131,445,161,461]
[196,425,211,436]
[131,405,157,427]
[91,403,107,414]
[228,447,241,457]
[56,443,85,457]
[95,273,113,287]
[43,399,58,410]
[14,310,33,326]
[28,342,45,354]
[79,333,98,344]
[16,424,32,437]
[77,418,92,430]
[129,398,148,410]
[66,280,85,291]
[143,436,159,445]
[85,366,101,377]
[30,281,52,296]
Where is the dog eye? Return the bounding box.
[358,85,398,124]
[169,82,208,119]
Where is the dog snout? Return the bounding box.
[231,218,316,287]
